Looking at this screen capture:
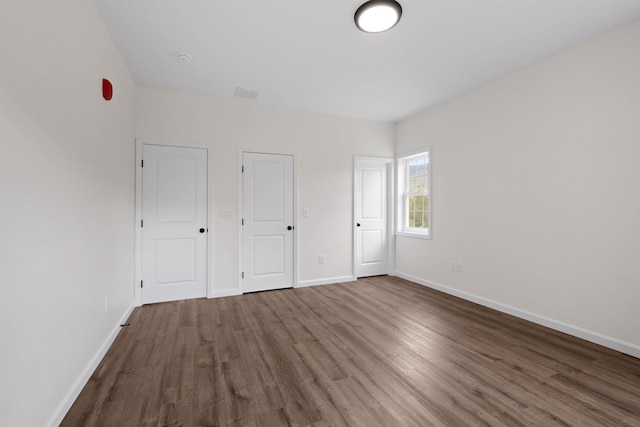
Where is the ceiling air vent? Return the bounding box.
[234,87,259,100]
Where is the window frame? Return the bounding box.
[396,148,432,239]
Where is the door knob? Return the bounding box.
[199,228,205,233]
[357,223,361,227]
[287,225,293,230]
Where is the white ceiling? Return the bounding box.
[96,0,640,122]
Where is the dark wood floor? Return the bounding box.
[63,276,640,426]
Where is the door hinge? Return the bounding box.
[141,280,143,288]
[241,272,244,279]
[141,159,144,168]
[242,165,244,173]
[242,218,244,226]
[141,219,143,228]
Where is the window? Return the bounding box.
[397,149,431,238]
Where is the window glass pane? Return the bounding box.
[406,195,429,230]
[414,210,422,228]
[408,158,428,192]
[408,159,422,175]
[409,176,420,192]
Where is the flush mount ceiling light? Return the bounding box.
[354,0,402,33]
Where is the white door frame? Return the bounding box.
[134,138,213,306]
[237,149,298,293]
[353,156,395,279]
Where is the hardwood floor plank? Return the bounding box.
[62,277,640,426]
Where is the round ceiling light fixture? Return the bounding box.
[354,0,402,33]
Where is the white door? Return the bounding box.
[355,159,389,277]
[141,144,208,304]
[242,152,294,293]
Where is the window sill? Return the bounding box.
[396,231,431,240]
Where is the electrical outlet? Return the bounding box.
[451,261,464,272]
[303,208,310,217]
[218,209,232,218]
[319,255,325,264]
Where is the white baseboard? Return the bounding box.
[210,289,241,298]
[47,303,135,427]
[395,271,640,359]
[297,275,356,288]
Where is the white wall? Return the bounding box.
[396,19,640,354]
[135,88,395,295]
[0,1,136,426]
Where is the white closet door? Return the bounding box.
[242,152,294,293]
[356,159,388,277]
[142,144,207,304]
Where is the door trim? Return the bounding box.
[237,149,298,294]
[353,156,395,279]
[134,138,212,306]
